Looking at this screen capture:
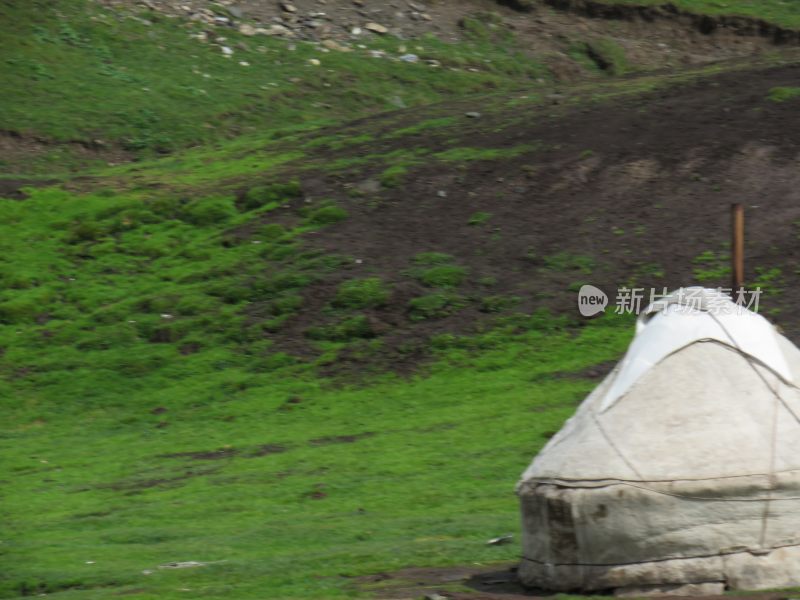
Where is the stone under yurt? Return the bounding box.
[517,287,800,595]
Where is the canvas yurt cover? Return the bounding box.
[517,288,800,595]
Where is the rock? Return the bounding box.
[228,5,244,19]
[158,561,207,569]
[399,53,418,62]
[280,2,297,13]
[487,534,513,545]
[322,39,350,52]
[351,26,362,35]
[220,45,234,56]
[437,190,447,198]
[465,111,481,118]
[239,23,256,36]
[365,22,388,34]
[261,24,292,36]
[308,58,321,66]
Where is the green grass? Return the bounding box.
[409,292,466,321]
[433,144,538,162]
[2,314,632,599]
[0,181,637,599]
[542,252,596,275]
[692,249,731,283]
[334,278,391,309]
[768,86,800,102]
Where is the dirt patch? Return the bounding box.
[248,60,800,371]
[247,443,288,457]
[159,448,239,460]
[0,177,56,200]
[357,563,529,599]
[547,359,618,380]
[91,465,223,493]
[0,129,132,178]
[309,432,375,446]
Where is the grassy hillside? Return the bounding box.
[4,0,800,598]
[0,0,546,174]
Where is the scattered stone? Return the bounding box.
[228,5,244,19]
[424,594,448,600]
[465,111,482,118]
[158,561,208,569]
[308,58,321,66]
[486,534,514,545]
[399,53,418,62]
[280,2,297,13]
[239,23,256,36]
[263,24,292,36]
[364,22,388,34]
[322,39,350,52]
[437,190,447,198]
[239,61,250,66]
[351,26,362,35]
[220,45,234,56]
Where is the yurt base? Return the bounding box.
[518,545,800,596]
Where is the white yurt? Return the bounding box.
[517,288,800,596]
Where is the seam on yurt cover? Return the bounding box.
[522,479,800,502]
[525,465,800,483]
[600,339,800,417]
[708,312,782,548]
[589,408,644,480]
[520,540,800,568]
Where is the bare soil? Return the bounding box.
[253,59,800,370]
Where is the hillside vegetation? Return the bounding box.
[4,0,800,598]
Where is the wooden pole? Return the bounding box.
[731,203,745,297]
